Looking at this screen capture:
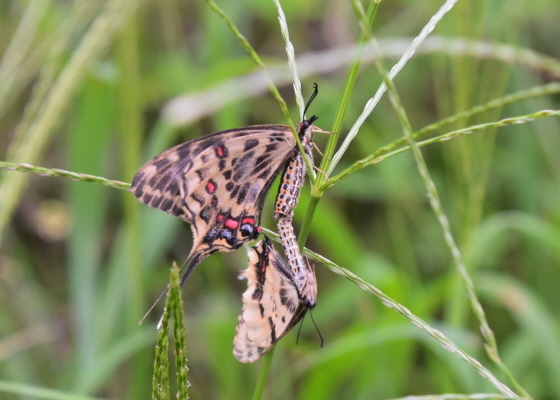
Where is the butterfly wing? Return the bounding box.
[132,125,296,279]
[234,237,314,363]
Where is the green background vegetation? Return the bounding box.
[1,0,560,399]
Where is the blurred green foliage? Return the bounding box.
[1,0,560,399]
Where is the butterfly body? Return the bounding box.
[270,115,319,307]
[273,117,316,220]
[234,237,317,363]
[277,218,316,307]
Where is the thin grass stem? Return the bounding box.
[0,0,139,242]
[0,381,109,400]
[272,0,304,118]
[354,4,529,395]
[388,395,519,400]
[308,251,516,398]
[153,296,171,400]
[252,346,275,400]
[315,0,378,193]
[202,0,316,184]
[322,108,560,190]
[0,0,49,123]
[170,265,189,400]
[326,0,460,176]
[0,162,131,190]
[261,227,517,398]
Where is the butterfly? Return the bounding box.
[131,85,321,285]
[234,236,317,363]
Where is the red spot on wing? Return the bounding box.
[217,213,225,222]
[215,145,227,158]
[225,218,239,229]
[242,217,255,225]
[206,180,216,194]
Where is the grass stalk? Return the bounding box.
[202,0,321,185]
[322,108,560,190]
[352,2,529,395]
[261,227,517,398]
[115,10,151,399]
[0,0,139,242]
[315,0,378,193]
[202,0,294,132]
[252,346,276,400]
[0,381,108,400]
[116,2,144,324]
[152,263,189,400]
[307,249,516,398]
[272,0,304,118]
[326,0,460,177]
[0,0,49,123]
[153,286,171,400]
[0,162,131,190]
[297,0,378,256]
[171,269,190,400]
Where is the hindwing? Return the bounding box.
[234,237,317,363]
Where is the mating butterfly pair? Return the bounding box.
[131,86,321,362]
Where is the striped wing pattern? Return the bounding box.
[234,237,317,363]
[131,125,297,280]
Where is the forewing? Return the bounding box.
[132,125,295,259]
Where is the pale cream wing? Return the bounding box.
[234,237,310,363]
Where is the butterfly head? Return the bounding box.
[298,115,319,142]
[299,115,319,129]
[302,296,316,309]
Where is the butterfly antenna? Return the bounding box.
[139,286,168,325]
[309,309,324,348]
[303,82,319,119]
[138,252,205,326]
[296,316,306,345]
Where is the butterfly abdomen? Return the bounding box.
[277,218,317,308]
[274,152,306,220]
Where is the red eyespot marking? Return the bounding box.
[242,217,255,225]
[214,145,227,158]
[206,180,217,194]
[217,213,225,222]
[225,218,239,229]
